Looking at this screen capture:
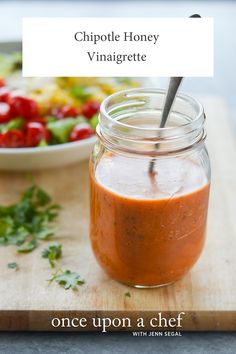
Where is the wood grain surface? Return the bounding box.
[0,96,235,331]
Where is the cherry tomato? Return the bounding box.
[0,102,11,123]
[69,123,94,142]
[0,87,10,103]
[0,79,5,88]
[52,105,78,119]
[10,96,39,120]
[25,122,50,147]
[0,129,25,148]
[81,101,100,119]
[27,117,47,126]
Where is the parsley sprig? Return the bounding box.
[124,292,131,298]
[49,269,85,290]
[0,184,60,252]
[42,242,62,267]
[7,262,19,270]
[1,183,85,292]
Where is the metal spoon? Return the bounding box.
[148,14,201,175]
[148,76,183,174]
[159,76,183,129]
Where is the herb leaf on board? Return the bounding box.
[0,184,60,252]
[42,242,62,267]
[49,269,85,290]
[124,292,131,298]
[7,262,19,270]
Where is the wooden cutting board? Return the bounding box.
[0,96,235,331]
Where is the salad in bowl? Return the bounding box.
[0,50,150,170]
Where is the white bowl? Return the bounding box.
[0,136,97,171]
[0,41,158,171]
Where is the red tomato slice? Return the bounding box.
[10,95,39,120]
[81,101,100,119]
[52,105,79,119]
[69,123,94,142]
[27,117,47,126]
[0,102,12,123]
[0,87,10,103]
[0,129,25,148]
[25,122,50,147]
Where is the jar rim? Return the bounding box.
[100,87,204,133]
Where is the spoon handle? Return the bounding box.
[159,77,183,128]
[148,13,201,176]
[148,77,183,175]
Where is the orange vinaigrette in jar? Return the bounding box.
[90,89,210,287]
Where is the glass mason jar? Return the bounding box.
[90,88,211,288]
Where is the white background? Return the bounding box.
[22,17,213,77]
[0,0,235,127]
